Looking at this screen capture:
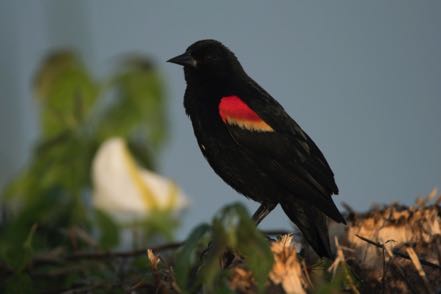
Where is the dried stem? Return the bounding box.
[406,247,434,294]
[67,241,182,260]
[355,234,441,271]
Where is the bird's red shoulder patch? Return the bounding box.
[218,96,274,132]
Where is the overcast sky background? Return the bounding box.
[1,1,440,238]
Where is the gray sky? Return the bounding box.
[1,1,441,237]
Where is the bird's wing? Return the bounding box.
[218,94,344,223]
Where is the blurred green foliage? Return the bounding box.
[0,50,172,292]
[175,203,273,294]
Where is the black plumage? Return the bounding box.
[168,39,345,258]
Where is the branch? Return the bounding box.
[0,229,291,278]
[67,229,290,261]
[67,241,182,260]
[406,247,435,294]
[355,234,441,271]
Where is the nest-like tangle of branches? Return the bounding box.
[226,190,441,293]
[147,190,441,294]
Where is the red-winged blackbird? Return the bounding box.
[168,39,346,258]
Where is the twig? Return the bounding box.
[0,229,291,277]
[406,247,434,294]
[67,241,182,260]
[380,241,421,294]
[381,241,386,294]
[435,237,441,269]
[328,237,360,294]
[355,234,441,270]
[67,230,289,261]
[388,257,420,294]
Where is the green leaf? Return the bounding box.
[224,204,273,291]
[94,56,167,169]
[33,50,100,137]
[198,203,274,293]
[175,223,211,293]
[1,49,170,292]
[234,209,273,292]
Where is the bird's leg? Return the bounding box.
[252,203,277,225]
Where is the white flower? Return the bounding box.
[92,137,187,222]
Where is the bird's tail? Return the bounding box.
[281,200,333,258]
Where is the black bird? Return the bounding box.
[168,39,345,258]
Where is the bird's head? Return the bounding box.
[168,39,243,83]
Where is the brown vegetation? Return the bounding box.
[202,190,441,293]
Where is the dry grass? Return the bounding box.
[229,189,441,293]
[229,234,308,294]
[146,189,441,293]
[335,188,441,293]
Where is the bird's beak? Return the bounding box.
[167,52,197,68]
